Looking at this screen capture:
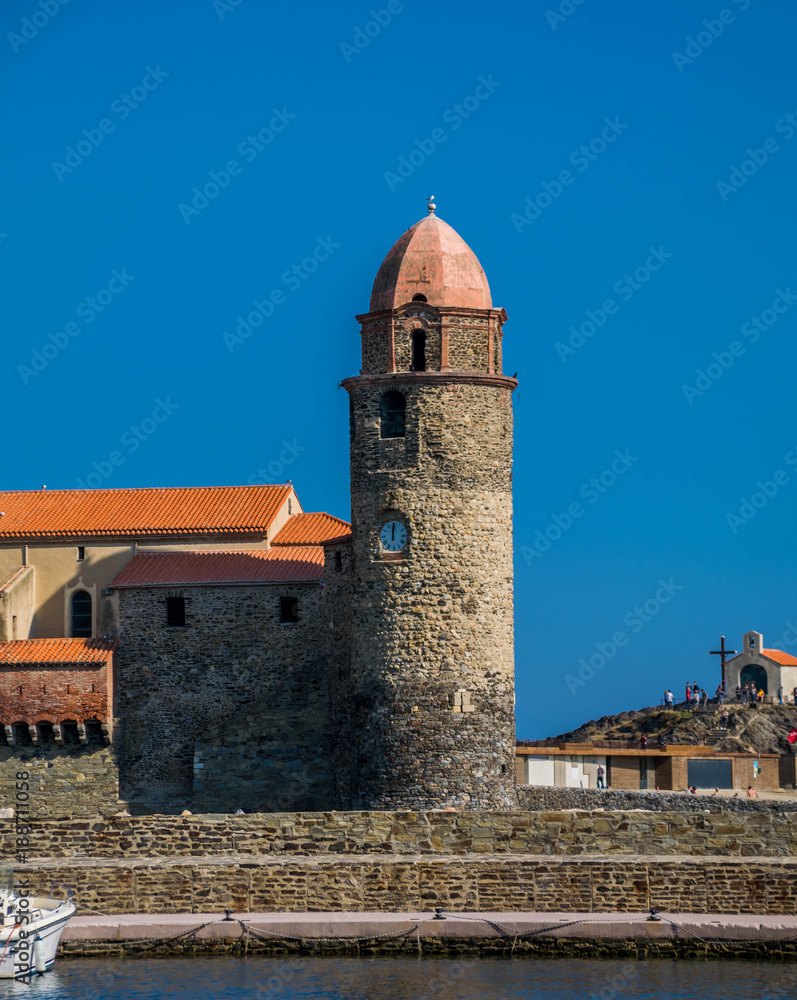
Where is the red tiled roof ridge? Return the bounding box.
[762,647,797,665]
[272,511,352,546]
[0,637,116,665]
[0,483,289,496]
[110,546,325,588]
[0,484,293,539]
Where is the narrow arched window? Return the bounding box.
[70,590,92,637]
[380,391,406,439]
[411,330,426,372]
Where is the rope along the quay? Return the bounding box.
[238,918,432,945]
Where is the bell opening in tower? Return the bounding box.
[411,330,426,372]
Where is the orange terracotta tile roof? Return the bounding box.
[110,547,325,588]
[762,648,797,666]
[0,638,116,665]
[0,485,292,540]
[271,512,351,546]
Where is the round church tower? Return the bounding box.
[339,204,517,810]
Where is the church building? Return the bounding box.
[0,206,519,814]
[725,631,797,700]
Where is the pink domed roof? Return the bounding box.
[370,214,492,312]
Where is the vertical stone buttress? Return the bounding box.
[339,281,518,810]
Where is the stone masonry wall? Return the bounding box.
[6,808,797,859]
[358,304,503,377]
[116,582,330,809]
[341,376,516,810]
[0,745,119,818]
[18,854,797,916]
[516,785,797,813]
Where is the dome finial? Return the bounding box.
[427,195,436,215]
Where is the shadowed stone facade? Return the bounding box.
[115,582,330,808]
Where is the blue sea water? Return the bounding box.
[0,957,794,1000]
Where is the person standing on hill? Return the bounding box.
[778,685,784,706]
[686,684,692,706]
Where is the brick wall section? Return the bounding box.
[0,659,113,728]
[4,808,797,859]
[0,745,119,817]
[17,855,797,916]
[115,582,330,808]
[340,376,517,810]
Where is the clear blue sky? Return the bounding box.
[4,0,797,738]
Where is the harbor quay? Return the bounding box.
[7,805,797,958]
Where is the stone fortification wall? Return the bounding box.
[516,785,797,813]
[115,581,330,808]
[0,746,119,818]
[19,854,797,916]
[5,808,797,859]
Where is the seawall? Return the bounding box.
[5,808,797,859]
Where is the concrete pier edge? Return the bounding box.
[56,911,797,960]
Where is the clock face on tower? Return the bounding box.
[380,520,408,552]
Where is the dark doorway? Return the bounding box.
[740,664,768,694]
[411,330,426,371]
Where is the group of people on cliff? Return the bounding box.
[664,682,797,710]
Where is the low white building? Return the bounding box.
[725,631,797,700]
[523,753,607,789]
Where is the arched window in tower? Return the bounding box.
[70,590,93,638]
[412,293,427,302]
[411,330,426,372]
[379,391,406,439]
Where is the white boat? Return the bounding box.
[0,868,75,980]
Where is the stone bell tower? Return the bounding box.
[336,201,517,810]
